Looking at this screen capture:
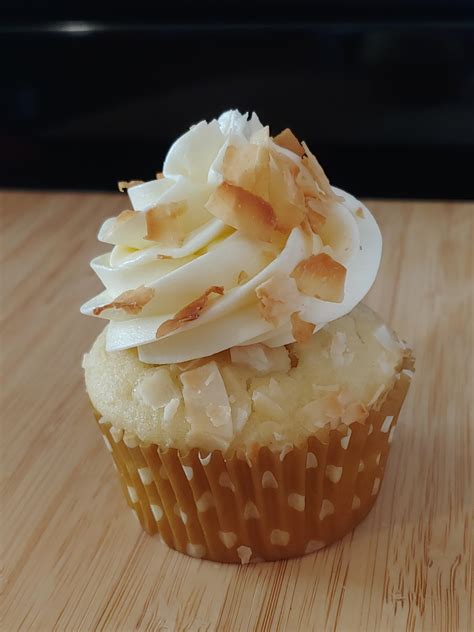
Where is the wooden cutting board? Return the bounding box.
[1,191,472,631]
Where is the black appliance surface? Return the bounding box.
[3,2,474,198]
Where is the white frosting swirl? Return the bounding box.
[81,110,382,364]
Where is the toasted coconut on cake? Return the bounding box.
[180,361,233,450]
[291,312,315,343]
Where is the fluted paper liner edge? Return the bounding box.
[95,357,414,563]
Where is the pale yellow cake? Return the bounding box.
[84,303,406,453]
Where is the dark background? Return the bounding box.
[3,1,474,199]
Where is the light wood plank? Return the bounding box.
[1,191,472,631]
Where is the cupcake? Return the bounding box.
[81,110,414,563]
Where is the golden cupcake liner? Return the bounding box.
[94,356,413,564]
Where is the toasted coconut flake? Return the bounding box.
[255,273,301,326]
[291,312,315,343]
[286,345,299,368]
[269,151,306,232]
[252,390,284,420]
[295,164,323,198]
[116,209,137,224]
[156,172,164,180]
[221,366,251,433]
[156,286,224,338]
[180,361,233,450]
[206,182,277,242]
[163,398,180,424]
[291,253,346,302]
[273,128,305,157]
[93,285,154,316]
[222,144,270,198]
[118,180,143,192]
[230,343,290,375]
[302,141,344,202]
[301,142,332,197]
[300,394,344,426]
[306,206,326,234]
[355,207,365,218]
[237,270,249,285]
[306,196,331,216]
[299,217,316,253]
[156,254,172,260]
[145,201,187,245]
[135,369,180,410]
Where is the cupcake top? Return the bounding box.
[81,110,382,364]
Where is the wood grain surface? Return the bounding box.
[1,191,472,632]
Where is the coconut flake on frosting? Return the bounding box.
[302,142,343,202]
[291,312,315,343]
[156,286,224,338]
[145,201,187,245]
[222,143,270,197]
[273,128,305,157]
[268,152,307,232]
[116,209,137,224]
[255,272,302,326]
[206,182,278,243]
[291,253,346,302]
[237,270,249,285]
[306,202,327,233]
[99,211,148,248]
[180,361,233,450]
[92,285,154,316]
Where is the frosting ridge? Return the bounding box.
[81,110,382,363]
